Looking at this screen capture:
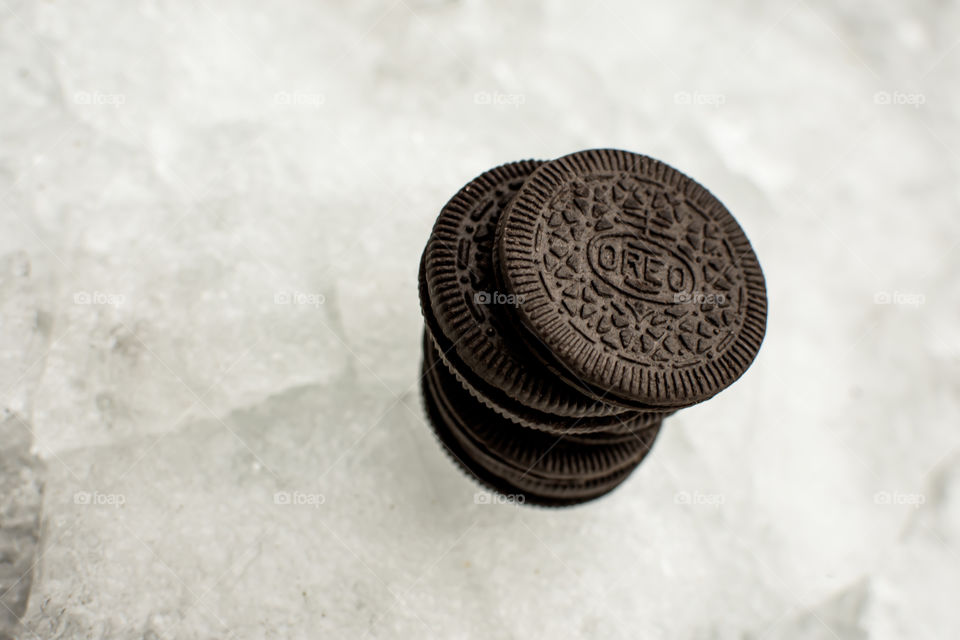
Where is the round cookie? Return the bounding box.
[422,160,624,419]
[497,149,767,409]
[419,252,665,434]
[420,333,661,506]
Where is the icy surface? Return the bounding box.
[1,0,958,638]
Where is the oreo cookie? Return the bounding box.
[420,332,660,507]
[416,150,767,507]
[497,149,767,409]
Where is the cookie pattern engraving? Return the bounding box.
[536,173,745,368]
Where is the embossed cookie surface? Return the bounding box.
[497,149,767,408]
[423,160,623,418]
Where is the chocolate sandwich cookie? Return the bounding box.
[419,252,664,434]
[420,333,661,506]
[497,149,767,410]
[422,160,626,420]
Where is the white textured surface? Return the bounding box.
[1,0,958,638]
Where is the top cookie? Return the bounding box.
[496,149,767,408]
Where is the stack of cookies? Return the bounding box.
[418,149,767,506]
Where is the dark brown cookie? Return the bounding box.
[419,252,665,434]
[422,160,626,419]
[497,149,767,409]
[420,332,661,506]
